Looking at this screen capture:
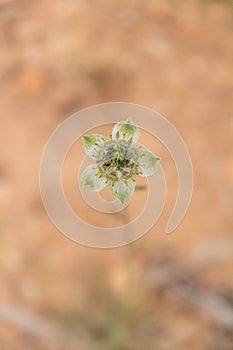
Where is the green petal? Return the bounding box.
[112,117,140,143]
[137,147,160,176]
[82,134,106,160]
[109,178,135,204]
[81,164,107,192]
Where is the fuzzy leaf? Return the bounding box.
[137,147,160,176]
[81,164,107,192]
[110,178,135,204]
[112,117,140,144]
[82,134,106,160]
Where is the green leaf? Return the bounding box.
[112,118,140,143]
[82,134,106,159]
[136,147,160,176]
[109,178,135,204]
[81,164,107,192]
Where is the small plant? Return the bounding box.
[81,118,160,204]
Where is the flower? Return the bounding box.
[81,117,160,204]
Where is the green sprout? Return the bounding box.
[81,117,161,204]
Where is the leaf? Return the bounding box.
[109,178,135,204]
[136,147,160,176]
[81,164,107,192]
[82,134,106,160]
[112,117,140,144]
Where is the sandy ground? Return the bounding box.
[0,0,233,349]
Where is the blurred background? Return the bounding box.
[0,0,233,349]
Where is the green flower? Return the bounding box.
[81,118,160,204]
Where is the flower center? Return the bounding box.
[96,140,141,182]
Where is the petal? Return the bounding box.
[82,134,107,160]
[112,117,140,144]
[136,147,160,176]
[109,178,135,204]
[81,164,107,192]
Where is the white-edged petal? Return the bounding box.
[137,147,160,176]
[112,117,140,144]
[81,164,107,192]
[82,134,107,160]
[109,178,135,204]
